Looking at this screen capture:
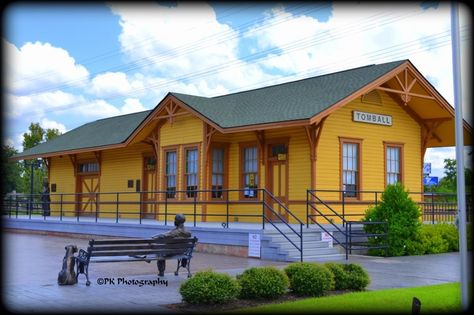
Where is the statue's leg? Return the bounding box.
[174,259,180,276]
[186,258,192,278]
[157,259,165,277]
[85,263,90,286]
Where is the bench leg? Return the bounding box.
[186,259,192,278]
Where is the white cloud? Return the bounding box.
[89,72,144,98]
[39,118,67,134]
[6,90,85,119]
[120,98,147,114]
[3,39,89,95]
[108,2,281,97]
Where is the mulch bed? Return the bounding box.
[164,290,351,313]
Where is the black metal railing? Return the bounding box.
[2,188,304,262]
[306,190,388,259]
[305,189,471,224]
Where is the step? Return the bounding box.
[281,247,340,256]
[287,253,347,262]
[270,241,331,250]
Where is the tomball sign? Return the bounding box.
[353,111,392,126]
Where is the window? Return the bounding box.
[242,146,258,198]
[165,151,177,198]
[385,143,403,185]
[78,162,99,173]
[144,156,156,171]
[185,148,198,198]
[340,139,361,198]
[211,148,225,198]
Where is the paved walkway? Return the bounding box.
[2,231,467,313]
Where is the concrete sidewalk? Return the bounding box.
[2,231,466,313]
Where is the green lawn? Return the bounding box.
[238,283,461,313]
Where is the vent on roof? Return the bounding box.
[361,90,383,105]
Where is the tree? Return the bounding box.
[433,158,472,193]
[1,145,22,196]
[20,123,62,194]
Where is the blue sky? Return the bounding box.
[2,1,472,179]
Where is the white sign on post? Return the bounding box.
[248,233,261,258]
[321,231,333,248]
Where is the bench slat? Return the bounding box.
[90,243,195,252]
[90,249,193,257]
[90,254,188,263]
[91,237,196,245]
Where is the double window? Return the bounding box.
[77,162,99,173]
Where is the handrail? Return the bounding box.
[2,187,305,262]
[306,190,388,259]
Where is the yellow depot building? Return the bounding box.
[14,60,473,225]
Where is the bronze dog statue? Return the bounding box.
[58,245,78,285]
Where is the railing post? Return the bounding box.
[342,193,345,228]
[226,190,229,228]
[193,192,197,227]
[15,196,19,218]
[9,195,12,218]
[300,223,303,262]
[77,194,80,222]
[95,193,98,223]
[349,222,352,255]
[306,191,309,228]
[116,192,119,223]
[345,222,348,260]
[165,192,168,226]
[139,192,143,225]
[262,189,265,230]
[60,194,63,221]
[431,192,435,224]
[28,194,32,220]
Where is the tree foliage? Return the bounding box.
[15,123,62,194]
[1,145,22,196]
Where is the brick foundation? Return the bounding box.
[194,243,249,258]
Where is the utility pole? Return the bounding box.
[450,1,469,310]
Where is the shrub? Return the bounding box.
[324,262,348,290]
[418,225,449,254]
[237,266,289,300]
[179,270,240,304]
[363,183,421,256]
[284,262,334,297]
[343,263,370,291]
[436,223,459,251]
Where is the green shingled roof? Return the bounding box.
[14,60,406,159]
[172,60,406,128]
[15,110,151,159]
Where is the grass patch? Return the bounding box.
[237,283,461,313]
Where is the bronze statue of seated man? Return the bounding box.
[152,214,191,276]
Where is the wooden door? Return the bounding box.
[266,143,289,222]
[76,175,99,216]
[142,156,158,218]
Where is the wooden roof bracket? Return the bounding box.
[375,68,435,105]
[305,117,327,190]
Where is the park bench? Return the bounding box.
[75,236,198,286]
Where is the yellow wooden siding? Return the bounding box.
[49,156,75,216]
[100,143,151,219]
[315,91,422,222]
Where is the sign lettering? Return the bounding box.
[353,111,392,126]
